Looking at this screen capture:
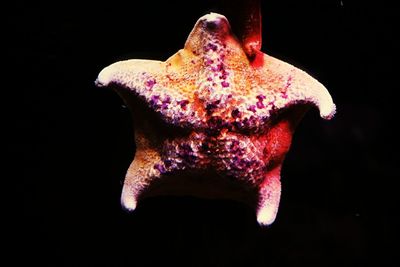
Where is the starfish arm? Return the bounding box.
[96,59,164,90]
[97,59,190,207]
[260,54,336,120]
[121,148,162,211]
[255,111,299,225]
[256,170,281,226]
[96,56,201,127]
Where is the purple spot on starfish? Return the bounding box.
[178,100,189,110]
[231,108,242,118]
[145,79,156,89]
[154,163,166,174]
[256,94,266,101]
[221,81,230,88]
[205,43,218,51]
[205,100,220,115]
[205,59,214,65]
[256,101,265,109]
[163,159,172,168]
[149,95,161,108]
[248,105,257,113]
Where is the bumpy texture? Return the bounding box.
[96,13,335,225]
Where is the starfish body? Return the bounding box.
[96,13,335,225]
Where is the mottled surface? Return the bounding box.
[96,13,335,225]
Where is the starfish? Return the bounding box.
[96,13,335,225]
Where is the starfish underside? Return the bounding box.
[96,13,335,225]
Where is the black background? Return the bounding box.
[9,0,398,266]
